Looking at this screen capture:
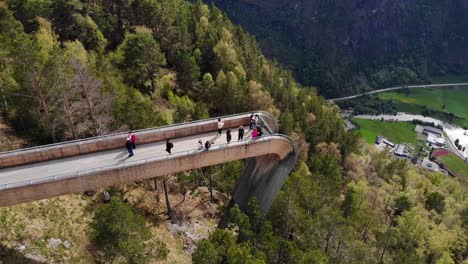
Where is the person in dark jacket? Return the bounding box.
[226,128,232,143]
[238,126,244,141]
[205,140,211,150]
[166,139,174,154]
[129,131,136,149]
[125,137,134,157]
[257,126,263,137]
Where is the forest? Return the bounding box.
[210,0,468,97]
[0,0,467,263]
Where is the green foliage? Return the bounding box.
[279,110,294,135]
[116,27,166,95]
[196,72,215,102]
[425,192,446,214]
[211,0,467,97]
[2,2,466,264]
[175,50,200,91]
[393,195,413,217]
[90,197,168,263]
[112,87,166,130]
[193,229,265,264]
[72,14,107,51]
[193,238,222,264]
[378,86,468,120]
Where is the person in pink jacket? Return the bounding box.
[252,128,258,139]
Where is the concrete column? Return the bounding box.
[232,151,297,215]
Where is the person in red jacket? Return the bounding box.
[128,131,136,149]
[125,137,134,157]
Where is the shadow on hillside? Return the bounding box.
[0,244,45,263]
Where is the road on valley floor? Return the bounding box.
[328,82,468,102]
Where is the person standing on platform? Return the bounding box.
[249,114,255,130]
[205,140,211,150]
[226,129,232,143]
[257,126,263,137]
[254,114,259,128]
[238,126,244,141]
[126,137,134,157]
[252,128,258,139]
[129,131,136,149]
[198,139,204,150]
[166,139,174,154]
[217,118,224,134]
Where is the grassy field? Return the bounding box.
[378,86,468,119]
[353,118,417,144]
[390,101,468,128]
[438,153,468,178]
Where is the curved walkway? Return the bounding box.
[0,112,297,212]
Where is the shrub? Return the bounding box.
[90,197,168,263]
[425,192,445,214]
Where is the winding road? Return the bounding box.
[328,82,468,102]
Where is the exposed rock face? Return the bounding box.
[25,253,48,263]
[63,240,72,249]
[212,0,468,97]
[47,238,63,249]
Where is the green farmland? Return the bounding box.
[438,153,468,178]
[378,86,468,120]
[353,119,417,144]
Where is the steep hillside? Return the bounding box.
[211,0,468,97]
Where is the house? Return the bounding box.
[376,136,395,148]
[344,119,356,130]
[415,125,425,134]
[394,144,409,157]
[422,126,443,138]
[422,157,439,172]
[426,134,445,147]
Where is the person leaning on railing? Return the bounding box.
[205,140,211,150]
[198,139,204,150]
[252,128,258,139]
[257,126,263,137]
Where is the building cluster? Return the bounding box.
[415,125,445,147]
[373,125,451,174]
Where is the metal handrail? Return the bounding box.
[276,134,298,156]
[0,111,277,156]
[0,134,295,190]
[256,111,279,133]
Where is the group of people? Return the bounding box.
[124,131,174,157]
[216,114,263,144]
[124,113,265,157]
[249,114,263,139]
